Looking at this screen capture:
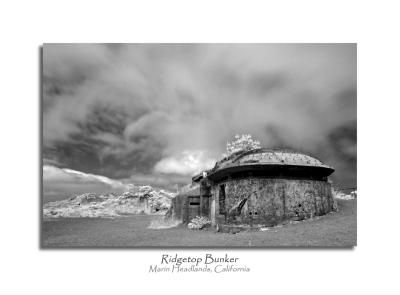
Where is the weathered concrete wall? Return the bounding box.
[169,194,197,223]
[169,194,186,221]
[211,178,333,227]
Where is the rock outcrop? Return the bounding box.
[43,185,175,218]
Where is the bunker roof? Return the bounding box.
[196,148,334,182]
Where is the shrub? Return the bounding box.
[188,216,211,230]
[332,188,356,200]
[223,134,261,157]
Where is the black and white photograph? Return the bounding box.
[4,1,400,294]
[42,43,357,248]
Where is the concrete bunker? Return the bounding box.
[171,148,335,229]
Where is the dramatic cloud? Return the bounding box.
[43,165,129,201]
[154,150,216,175]
[43,44,357,195]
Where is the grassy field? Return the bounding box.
[42,199,356,248]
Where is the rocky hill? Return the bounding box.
[43,185,175,218]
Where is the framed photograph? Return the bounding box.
[41,43,357,248]
[6,0,400,293]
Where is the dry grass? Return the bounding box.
[42,199,356,248]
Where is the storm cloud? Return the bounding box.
[42,44,356,198]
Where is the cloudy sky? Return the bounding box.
[43,43,356,201]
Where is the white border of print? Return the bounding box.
[1,0,400,294]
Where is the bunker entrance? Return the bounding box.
[219,184,226,214]
[201,195,211,218]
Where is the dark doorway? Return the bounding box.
[219,184,226,214]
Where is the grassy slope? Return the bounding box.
[42,199,356,248]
